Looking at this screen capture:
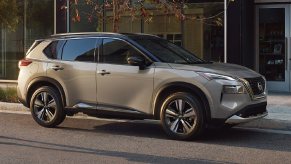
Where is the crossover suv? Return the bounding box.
[18,33,267,140]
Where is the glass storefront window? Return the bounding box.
[258,8,285,81]
[70,0,102,32]
[74,0,224,63]
[143,9,181,46]
[0,0,225,80]
[0,0,54,80]
[25,0,54,51]
[183,2,224,61]
[0,1,24,80]
[104,11,142,33]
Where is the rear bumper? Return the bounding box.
[225,102,267,124]
[17,85,28,107]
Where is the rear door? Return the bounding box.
[96,38,155,114]
[47,38,99,108]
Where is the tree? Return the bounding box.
[70,0,236,32]
[0,0,19,31]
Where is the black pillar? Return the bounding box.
[56,0,67,33]
[227,0,255,69]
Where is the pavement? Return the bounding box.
[0,92,291,131]
[241,92,291,130]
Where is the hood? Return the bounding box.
[168,62,261,79]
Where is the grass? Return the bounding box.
[0,87,18,103]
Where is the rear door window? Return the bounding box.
[62,38,97,62]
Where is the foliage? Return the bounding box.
[70,0,228,32]
[0,0,19,31]
[25,0,54,30]
[0,87,18,103]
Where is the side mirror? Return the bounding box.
[127,56,146,70]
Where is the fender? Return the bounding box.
[152,82,211,122]
[27,76,67,107]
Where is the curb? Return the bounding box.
[1,102,291,131]
[239,118,291,131]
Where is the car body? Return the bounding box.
[17,33,267,140]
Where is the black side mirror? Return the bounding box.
[127,56,146,70]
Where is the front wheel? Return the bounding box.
[30,86,66,128]
[160,92,205,140]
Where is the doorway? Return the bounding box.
[256,5,291,92]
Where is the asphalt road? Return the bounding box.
[1,113,291,164]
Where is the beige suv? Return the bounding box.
[18,33,267,140]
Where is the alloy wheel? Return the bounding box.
[164,99,197,135]
[33,92,57,123]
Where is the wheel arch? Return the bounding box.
[26,77,66,108]
[153,82,211,122]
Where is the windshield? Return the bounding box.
[132,36,205,64]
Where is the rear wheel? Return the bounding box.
[160,92,205,140]
[30,86,66,128]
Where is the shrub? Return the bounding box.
[0,87,18,103]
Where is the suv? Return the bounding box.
[18,33,267,140]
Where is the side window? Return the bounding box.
[101,38,146,65]
[62,38,97,62]
[43,40,65,59]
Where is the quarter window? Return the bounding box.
[101,39,145,65]
[43,40,65,59]
[62,38,97,62]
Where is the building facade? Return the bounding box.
[0,0,290,92]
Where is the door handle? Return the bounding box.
[50,65,64,71]
[97,70,111,76]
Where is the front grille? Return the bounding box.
[244,77,265,95]
[237,103,267,118]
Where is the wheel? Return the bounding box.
[160,92,205,140]
[30,86,66,128]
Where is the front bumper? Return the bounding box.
[225,102,267,124]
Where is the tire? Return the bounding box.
[223,123,237,129]
[160,92,205,140]
[30,86,66,128]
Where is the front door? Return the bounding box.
[96,38,154,114]
[256,5,291,92]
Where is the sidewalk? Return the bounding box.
[242,92,291,130]
[0,92,291,131]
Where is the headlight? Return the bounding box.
[197,72,236,81]
[223,85,246,94]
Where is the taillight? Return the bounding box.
[18,59,32,67]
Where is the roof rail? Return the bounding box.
[51,32,122,37]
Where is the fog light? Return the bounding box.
[223,85,245,94]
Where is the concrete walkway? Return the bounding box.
[0,92,291,131]
[242,92,291,130]
[266,92,291,120]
